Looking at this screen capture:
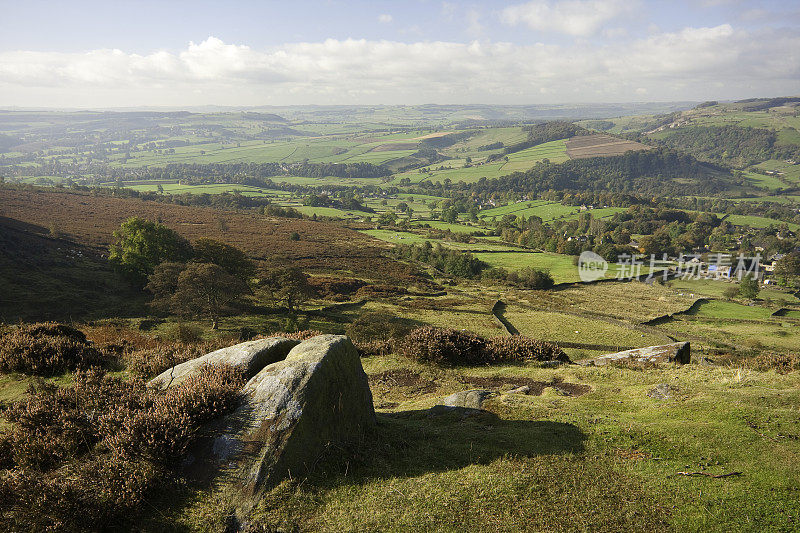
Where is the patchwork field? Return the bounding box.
[565,134,650,159]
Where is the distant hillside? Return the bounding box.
[462,148,735,197]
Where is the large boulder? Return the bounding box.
[582,342,690,367]
[189,334,375,513]
[148,337,299,390]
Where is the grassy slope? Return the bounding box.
[174,354,800,532]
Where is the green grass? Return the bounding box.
[478,200,581,221]
[688,300,775,320]
[173,353,800,532]
[472,251,638,283]
[742,171,785,191]
[504,306,665,348]
[391,139,569,185]
[360,229,520,251]
[721,214,800,231]
[409,221,482,234]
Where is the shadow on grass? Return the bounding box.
[299,407,585,489]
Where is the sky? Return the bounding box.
[0,0,798,108]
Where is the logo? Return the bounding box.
[578,251,608,282]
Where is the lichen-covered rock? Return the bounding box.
[439,389,496,409]
[647,383,677,400]
[191,334,375,513]
[148,337,299,390]
[582,342,690,367]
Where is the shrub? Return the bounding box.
[747,352,800,374]
[0,322,107,375]
[399,327,567,366]
[0,364,245,530]
[399,327,489,365]
[125,340,230,378]
[157,322,204,343]
[487,335,569,363]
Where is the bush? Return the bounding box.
[747,352,800,374]
[157,322,204,343]
[0,364,245,530]
[399,326,567,365]
[487,335,569,363]
[0,322,107,375]
[509,268,555,289]
[124,339,230,378]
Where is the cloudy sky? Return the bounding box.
[0,0,798,108]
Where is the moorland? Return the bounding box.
[1,99,800,531]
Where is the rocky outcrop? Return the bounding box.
[582,342,690,367]
[188,334,375,514]
[148,337,299,390]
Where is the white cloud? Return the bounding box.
[0,27,797,107]
[378,14,393,24]
[500,0,635,37]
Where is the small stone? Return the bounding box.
[507,385,530,395]
[647,383,676,400]
[439,389,495,409]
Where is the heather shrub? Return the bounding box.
[0,364,245,530]
[273,329,324,341]
[124,339,230,378]
[399,327,490,365]
[0,322,107,375]
[487,335,569,363]
[747,352,800,374]
[101,364,244,461]
[400,326,568,365]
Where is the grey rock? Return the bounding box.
[648,383,677,400]
[582,342,690,367]
[148,337,298,390]
[507,385,530,395]
[189,334,375,514]
[539,360,566,368]
[440,389,496,409]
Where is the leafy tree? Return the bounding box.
[774,252,800,285]
[192,238,255,280]
[440,206,459,223]
[256,267,314,313]
[109,217,193,285]
[145,262,185,314]
[169,263,249,329]
[738,275,760,299]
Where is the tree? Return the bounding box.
[109,217,193,285]
[738,275,760,299]
[256,267,314,313]
[145,262,185,313]
[774,252,800,285]
[169,263,249,329]
[192,238,255,281]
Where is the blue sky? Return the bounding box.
[0,0,798,107]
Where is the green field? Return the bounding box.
[722,214,800,231]
[669,278,798,303]
[361,229,520,252]
[477,201,624,223]
[688,300,776,320]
